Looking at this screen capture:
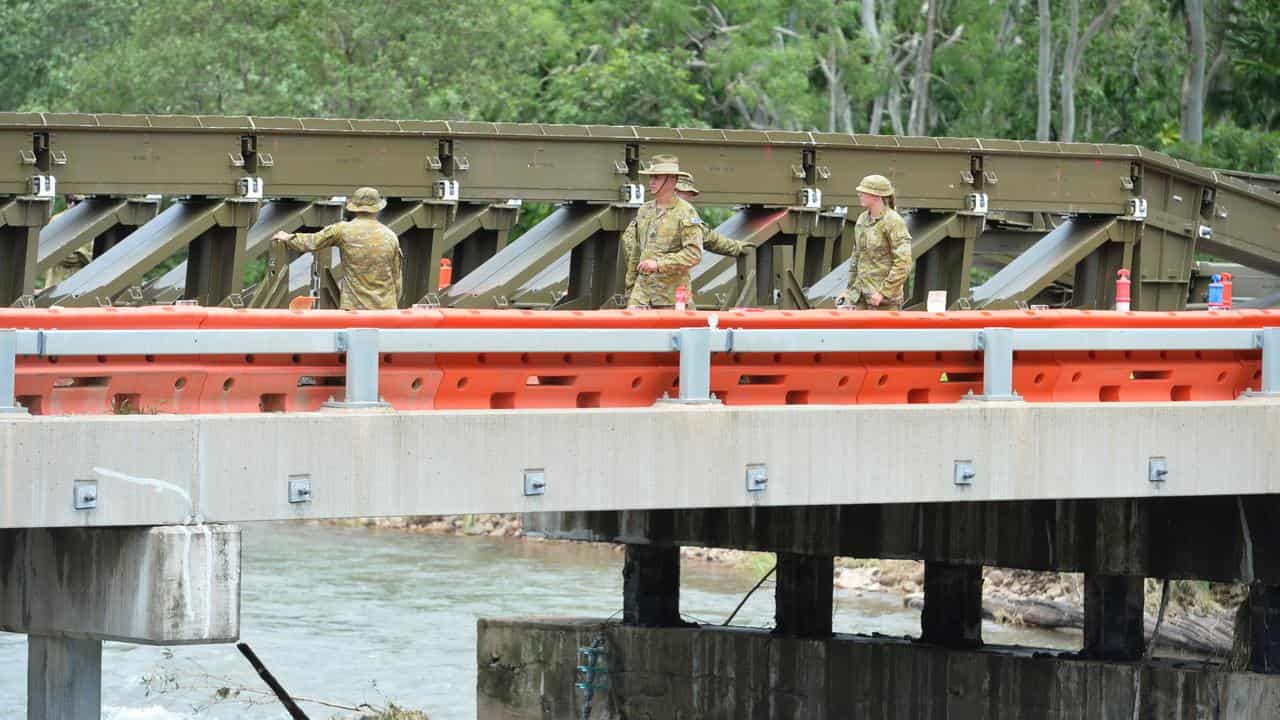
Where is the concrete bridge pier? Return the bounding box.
[775,552,833,638]
[28,636,101,720]
[921,561,984,649]
[0,525,241,719]
[622,544,684,627]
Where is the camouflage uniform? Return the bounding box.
[845,174,911,311]
[41,196,90,290]
[283,188,403,310]
[43,243,92,288]
[622,197,704,307]
[702,227,747,256]
[846,207,912,310]
[676,177,749,256]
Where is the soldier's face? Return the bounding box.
[857,192,880,209]
[648,175,673,195]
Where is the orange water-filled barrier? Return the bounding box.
[3,308,1275,415]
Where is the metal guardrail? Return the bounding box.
[1,325,1277,412]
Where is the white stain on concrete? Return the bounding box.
[92,466,193,514]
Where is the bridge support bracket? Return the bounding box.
[323,328,390,410]
[965,327,1022,402]
[1241,328,1280,398]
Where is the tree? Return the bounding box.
[1037,0,1053,140]
[1181,0,1208,144]
[1059,0,1124,143]
[907,0,939,136]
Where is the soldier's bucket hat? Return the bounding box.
[346,186,387,213]
[675,177,699,195]
[855,174,895,197]
[639,154,692,179]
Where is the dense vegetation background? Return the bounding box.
[3,0,1276,172]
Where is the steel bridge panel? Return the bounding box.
[37,199,227,307]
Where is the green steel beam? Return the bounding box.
[3,112,1280,312]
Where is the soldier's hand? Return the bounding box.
[637,259,659,274]
[271,231,292,243]
[869,292,883,306]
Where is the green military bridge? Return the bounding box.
[3,114,1280,718]
[3,112,1279,315]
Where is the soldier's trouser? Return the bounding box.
[852,298,903,311]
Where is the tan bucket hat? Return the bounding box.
[855,174,895,197]
[675,177,699,195]
[639,154,692,178]
[346,186,387,213]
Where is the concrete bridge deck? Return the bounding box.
[4,311,1280,717]
[2,399,1278,529]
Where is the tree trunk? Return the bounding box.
[1060,0,1080,142]
[1060,0,1124,143]
[1036,0,1053,140]
[1182,0,1207,144]
[863,0,886,134]
[907,0,939,136]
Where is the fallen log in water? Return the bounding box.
[903,594,1234,656]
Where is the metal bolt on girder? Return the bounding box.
[745,464,768,493]
[524,469,547,496]
[954,461,976,486]
[288,476,312,504]
[1148,458,1168,483]
[73,481,97,510]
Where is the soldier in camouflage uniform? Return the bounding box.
[41,195,91,291]
[837,175,912,310]
[622,155,704,308]
[675,177,754,258]
[272,187,403,310]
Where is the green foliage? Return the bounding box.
[1164,123,1280,175]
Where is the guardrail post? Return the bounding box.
[667,327,720,405]
[0,330,27,414]
[324,329,390,409]
[1259,328,1280,397]
[977,327,1019,401]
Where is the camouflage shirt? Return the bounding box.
[285,215,403,310]
[847,208,912,302]
[44,243,92,289]
[622,197,704,307]
[702,227,747,256]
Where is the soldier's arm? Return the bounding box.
[846,243,860,292]
[654,218,703,273]
[703,228,746,256]
[877,219,913,298]
[284,223,343,253]
[621,219,639,293]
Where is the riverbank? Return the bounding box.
[329,514,1241,656]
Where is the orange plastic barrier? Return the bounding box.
[3,308,1276,414]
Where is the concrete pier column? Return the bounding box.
[623,544,683,627]
[774,552,833,637]
[28,636,101,720]
[920,561,984,648]
[1250,583,1280,673]
[1084,574,1145,660]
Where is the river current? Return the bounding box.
[0,522,1077,719]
